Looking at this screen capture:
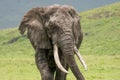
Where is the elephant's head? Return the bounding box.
[45,5,87,78]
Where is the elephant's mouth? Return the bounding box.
[53,43,87,74]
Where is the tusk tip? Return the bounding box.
[66,72,69,74]
[61,69,69,74]
[84,67,88,71]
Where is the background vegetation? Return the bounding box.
[0,2,120,80]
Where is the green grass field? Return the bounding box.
[0,2,120,80]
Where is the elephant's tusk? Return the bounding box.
[53,44,69,74]
[74,46,87,71]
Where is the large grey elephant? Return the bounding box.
[19,4,87,80]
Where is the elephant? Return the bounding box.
[19,4,87,80]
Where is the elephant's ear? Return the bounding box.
[27,20,52,49]
[19,16,29,35]
[19,8,52,49]
[72,17,83,48]
[64,5,83,48]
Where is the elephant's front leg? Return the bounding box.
[35,48,54,80]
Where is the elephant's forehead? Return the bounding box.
[50,14,65,22]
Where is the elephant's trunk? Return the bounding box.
[57,33,85,80]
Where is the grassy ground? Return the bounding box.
[0,2,120,80]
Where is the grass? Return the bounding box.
[0,2,120,80]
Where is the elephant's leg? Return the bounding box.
[47,49,56,79]
[55,50,69,80]
[35,48,54,80]
[49,66,56,79]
